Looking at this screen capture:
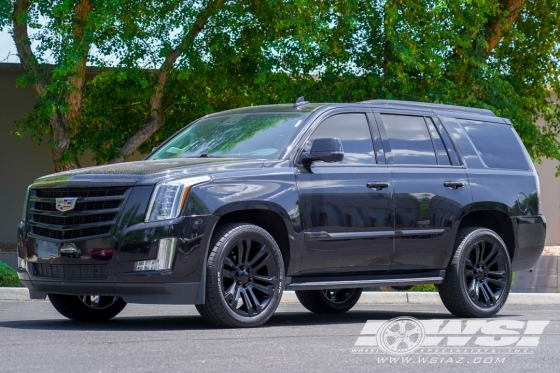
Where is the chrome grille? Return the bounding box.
[33,263,108,279]
[28,186,129,241]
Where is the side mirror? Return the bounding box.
[300,138,344,165]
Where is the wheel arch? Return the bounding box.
[196,202,296,304]
[457,209,516,261]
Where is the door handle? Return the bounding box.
[444,181,464,190]
[367,182,390,190]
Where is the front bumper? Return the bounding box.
[21,278,200,304]
[17,213,218,305]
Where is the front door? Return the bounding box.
[295,111,394,276]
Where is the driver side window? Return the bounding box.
[309,113,376,165]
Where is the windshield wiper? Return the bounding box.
[182,153,226,158]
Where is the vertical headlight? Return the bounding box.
[22,185,32,222]
[145,175,211,222]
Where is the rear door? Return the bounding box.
[295,110,394,276]
[375,111,473,271]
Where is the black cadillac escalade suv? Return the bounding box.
[16,99,546,327]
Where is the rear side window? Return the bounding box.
[458,120,529,170]
[381,114,445,165]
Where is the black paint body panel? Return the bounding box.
[16,102,546,304]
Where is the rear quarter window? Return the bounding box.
[458,119,529,170]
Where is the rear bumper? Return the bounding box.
[512,215,546,271]
[21,278,200,305]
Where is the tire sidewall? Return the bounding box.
[210,225,284,327]
[456,229,512,317]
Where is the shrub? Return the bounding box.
[409,284,438,292]
[0,261,20,287]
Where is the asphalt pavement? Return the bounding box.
[0,300,558,373]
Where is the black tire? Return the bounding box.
[49,294,127,321]
[195,223,284,327]
[295,288,363,314]
[439,227,512,318]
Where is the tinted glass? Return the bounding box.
[426,118,451,165]
[150,112,310,160]
[381,114,437,165]
[458,120,530,170]
[309,113,375,165]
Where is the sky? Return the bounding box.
[0,30,19,63]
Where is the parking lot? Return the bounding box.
[0,300,558,373]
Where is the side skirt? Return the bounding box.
[285,270,445,291]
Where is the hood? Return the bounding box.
[33,158,264,187]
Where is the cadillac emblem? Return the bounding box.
[56,197,78,212]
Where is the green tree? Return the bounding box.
[2,1,560,172]
[0,0,327,170]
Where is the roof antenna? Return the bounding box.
[293,96,310,109]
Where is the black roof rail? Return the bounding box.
[358,99,496,117]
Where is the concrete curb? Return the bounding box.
[1,288,559,305]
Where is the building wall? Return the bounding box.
[0,64,142,247]
[0,64,53,247]
[535,159,560,245]
[0,63,559,246]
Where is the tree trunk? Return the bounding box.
[482,0,526,58]
[109,0,225,164]
[12,0,92,172]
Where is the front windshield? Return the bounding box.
[149,112,310,160]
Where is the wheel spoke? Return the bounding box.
[464,268,474,277]
[247,287,263,314]
[479,283,491,305]
[247,245,268,267]
[465,259,474,268]
[223,282,237,304]
[482,245,497,266]
[241,289,254,316]
[487,270,506,277]
[481,282,497,304]
[236,241,245,267]
[243,239,252,265]
[223,257,238,270]
[253,275,276,284]
[473,243,482,265]
[253,253,272,271]
[221,268,234,279]
[398,320,407,333]
[385,330,401,338]
[251,283,273,296]
[486,277,506,288]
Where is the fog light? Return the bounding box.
[133,238,177,271]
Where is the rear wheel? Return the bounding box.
[439,227,512,318]
[196,223,284,327]
[49,294,127,321]
[295,288,362,314]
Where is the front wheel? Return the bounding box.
[195,223,284,327]
[295,288,363,314]
[439,227,512,318]
[49,294,127,321]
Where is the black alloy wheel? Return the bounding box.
[196,223,284,327]
[296,288,363,314]
[439,227,512,318]
[48,293,127,321]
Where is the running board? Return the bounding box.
[286,271,445,291]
